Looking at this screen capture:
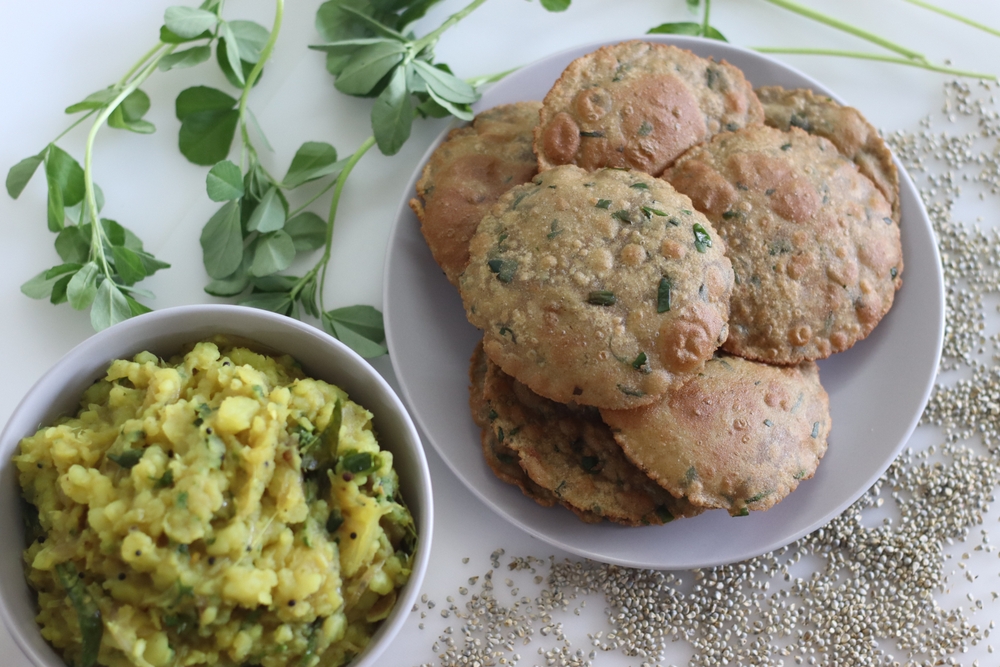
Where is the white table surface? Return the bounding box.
[1,1,999,665]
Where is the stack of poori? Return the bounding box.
[409,40,902,525]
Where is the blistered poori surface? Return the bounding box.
[482,356,700,526]
[411,102,541,285]
[460,165,734,410]
[601,355,830,516]
[664,125,902,364]
[757,85,900,223]
[535,40,763,176]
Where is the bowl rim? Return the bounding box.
[0,304,433,667]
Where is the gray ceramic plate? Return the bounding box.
[384,36,943,569]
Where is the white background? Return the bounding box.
[1,1,999,665]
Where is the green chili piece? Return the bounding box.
[341,451,379,475]
[56,563,102,667]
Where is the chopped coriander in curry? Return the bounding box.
[15,337,415,667]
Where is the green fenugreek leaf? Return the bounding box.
[595,199,611,209]
[325,304,385,342]
[21,265,77,300]
[6,152,45,199]
[371,66,413,156]
[240,290,293,315]
[55,563,102,667]
[91,280,132,331]
[108,449,144,468]
[540,0,572,11]
[250,274,298,293]
[612,209,632,223]
[108,89,155,134]
[216,38,258,89]
[323,309,388,358]
[64,88,117,114]
[647,21,702,36]
[250,230,295,276]
[134,250,170,276]
[692,223,712,252]
[632,352,648,370]
[587,290,616,306]
[204,258,250,297]
[657,276,672,313]
[704,26,728,41]
[206,160,244,201]
[67,262,100,311]
[44,144,86,208]
[200,200,243,279]
[221,22,245,85]
[246,186,286,233]
[176,86,239,166]
[111,246,147,286]
[225,20,270,64]
[46,180,64,232]
[124,294,152,317]
[55,226,90,263]
[283,141,344,188]
[411,59,478,104]
[158,45,213,72]
[164,6,219,40]
[487,258,517,283]
[335,40,407,96]
[419,73,474,120]
[284,212,327,252]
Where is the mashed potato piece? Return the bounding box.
[15,338,415,667]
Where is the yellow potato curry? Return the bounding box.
[14,338,415,667]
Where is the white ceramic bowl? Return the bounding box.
[0,304,433,667]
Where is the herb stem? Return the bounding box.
[318,135,376,308]
[901,0,1000,38]
[287,178,339,218]
[117,42,169,87]
[702,0,712,37]
[753,47,997,80]
[238,0,284,169]
[411,0,489,53]
[52,110,99,144]
[465,66,519,89]
[758,0,926,61]
[83,45,177,277]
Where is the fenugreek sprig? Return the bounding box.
[6,21,182,330]
[212,0,567,356]
[650,0,998,81]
